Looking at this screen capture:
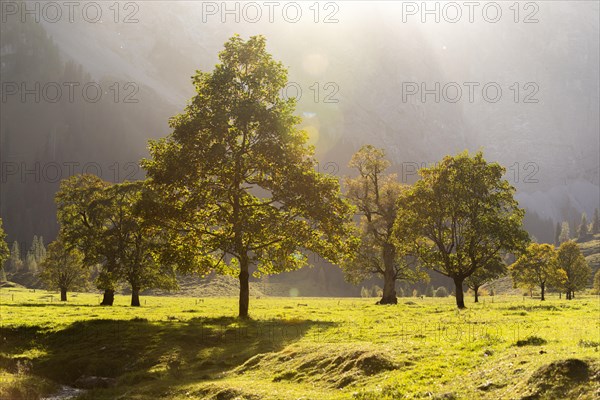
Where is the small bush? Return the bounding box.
[435,287,449,297]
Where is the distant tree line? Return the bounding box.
[554,208,599,246]
[1,233,46,277]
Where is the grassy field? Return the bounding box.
[1,288,599,400]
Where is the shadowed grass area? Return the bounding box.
[1,288,599,399]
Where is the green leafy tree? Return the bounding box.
[578,213,588,239]
[552,240,591,299]
[142,35,356,318]
[341,145,426,304]
[56,174,116,305]
[57,175,177,306]
[394,151,529,308]
[0,218,9,280]
[465,259,505,303]
[102,181,178,306]
[510,243,557,301]
[40,238,90,301]
[592,208,600,234]
[559,221,570,244]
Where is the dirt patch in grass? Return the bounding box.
[514,336,547,347]
[523,358,600,400]
[236,344,405,389]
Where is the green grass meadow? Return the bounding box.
[1,288,599,399]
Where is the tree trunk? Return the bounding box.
[60,288,67,302]
[454,277,466,309]
[473,286,479,303]
[540,283,545,301]
[379,244,397,305]
[239,255,250,318]
[100,289,115,306]
[572,291,575,299]
[131,286,140,307]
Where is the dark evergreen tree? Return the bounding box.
[592,208,600,234]
[8,241,22,272]
[0,218,9,278]
[578,213,588,239]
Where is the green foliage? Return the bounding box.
[24,252,37,273]
[465,258,506,298]
[142,35,356,317]
[56,175,177,303]
[0,218,9,281]
[32,235,46,263]
[341,145,426,302]
[559,221,570,244]
[394,150,529,308]
[578,213,588,239]
[592,209,600,235]
[594,270,600,294]
[39,238,90,294]
[7,241,23,273]
[434,286,449,297]
[553,241,592,296]
[103,181,178,297]
[56,174,115,290]
[0,218,9,268]
[510,243,557,300]
[555,221,561,246]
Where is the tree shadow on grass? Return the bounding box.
[2,316,335,397]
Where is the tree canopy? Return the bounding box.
[465,257,506,303]
[142,35,356,318]
[56,175,177,306]
[510,243,557,301]
[553,240,591,299]
[342,145,426,304]
[394,150,529,308]
[39,238,90,301]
